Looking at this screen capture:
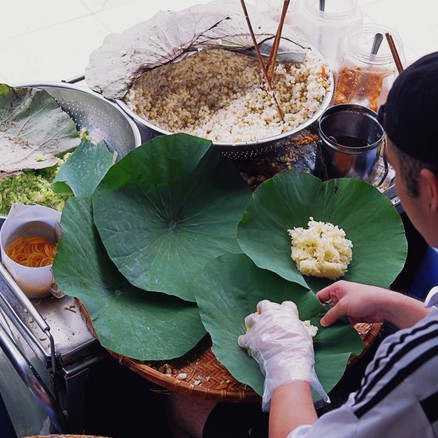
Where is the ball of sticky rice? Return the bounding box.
[302,320,318,337]
[288,217,353,280]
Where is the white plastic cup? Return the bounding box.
[0,204,61,298]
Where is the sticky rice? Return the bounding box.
[288,217,353,280]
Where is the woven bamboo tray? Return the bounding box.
[77,300,381,403]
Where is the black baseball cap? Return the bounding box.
[378,51,438,167]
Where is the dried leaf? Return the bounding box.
[85,0,309,99]
[0,84,80,174]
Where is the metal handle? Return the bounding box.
[0,319,66,432]
[62,74,85,84]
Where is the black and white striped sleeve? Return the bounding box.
[289,310,438,438]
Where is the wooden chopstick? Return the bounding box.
[266,0,290,81]
[240,0,284,121]
[240,0,272,89]
[385,33,404,73]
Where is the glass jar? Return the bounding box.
[291,0,363,70]
[252,0,295,25]
[333,26,404,112]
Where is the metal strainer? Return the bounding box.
[15,81,142,159]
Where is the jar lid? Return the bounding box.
[344,26,403,65]
[302,0,359,21]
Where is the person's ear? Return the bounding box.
[420,168,438,212]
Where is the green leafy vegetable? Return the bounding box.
[194,253,364,396]
[91,133,252,302]
[53,196,206,360]
[237,170,407,292]
[0,162,70,215]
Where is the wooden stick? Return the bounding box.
[385,33,404,73]
[266,0,290,81]
[240,0,272,88]
[240,0,284,121]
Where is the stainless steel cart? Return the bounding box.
[0,215,107,435]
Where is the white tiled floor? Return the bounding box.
[1,0,438,84]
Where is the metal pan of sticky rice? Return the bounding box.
[85,0,333,159]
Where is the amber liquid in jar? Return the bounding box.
[334,66,387,112]
[334,26,403,112]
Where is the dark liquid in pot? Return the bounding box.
[334,135,368,148]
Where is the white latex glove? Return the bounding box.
[238,300,329,411]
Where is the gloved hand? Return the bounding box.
[238,300,329,411]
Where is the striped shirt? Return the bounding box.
[290,308,438,438]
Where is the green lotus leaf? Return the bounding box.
[0,84,79,174]
[194,253,364,397]
[53,139,116,197]
[91,133,252,302]
[237,170,407,292]
[52,196,206,360]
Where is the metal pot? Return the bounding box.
[314,103,385,182]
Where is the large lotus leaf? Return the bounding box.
[52,139,116,197]
[0,84,79,174]
[52,196,206,361]
[237,170,407,292]
[91,133,252,302]
[194,253,364,397]
[85,0,308,99]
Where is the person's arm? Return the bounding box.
[317,280,431,329]
[269,381,317,438]
[237,300,328,414]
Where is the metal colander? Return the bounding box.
[15,81,142,159]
